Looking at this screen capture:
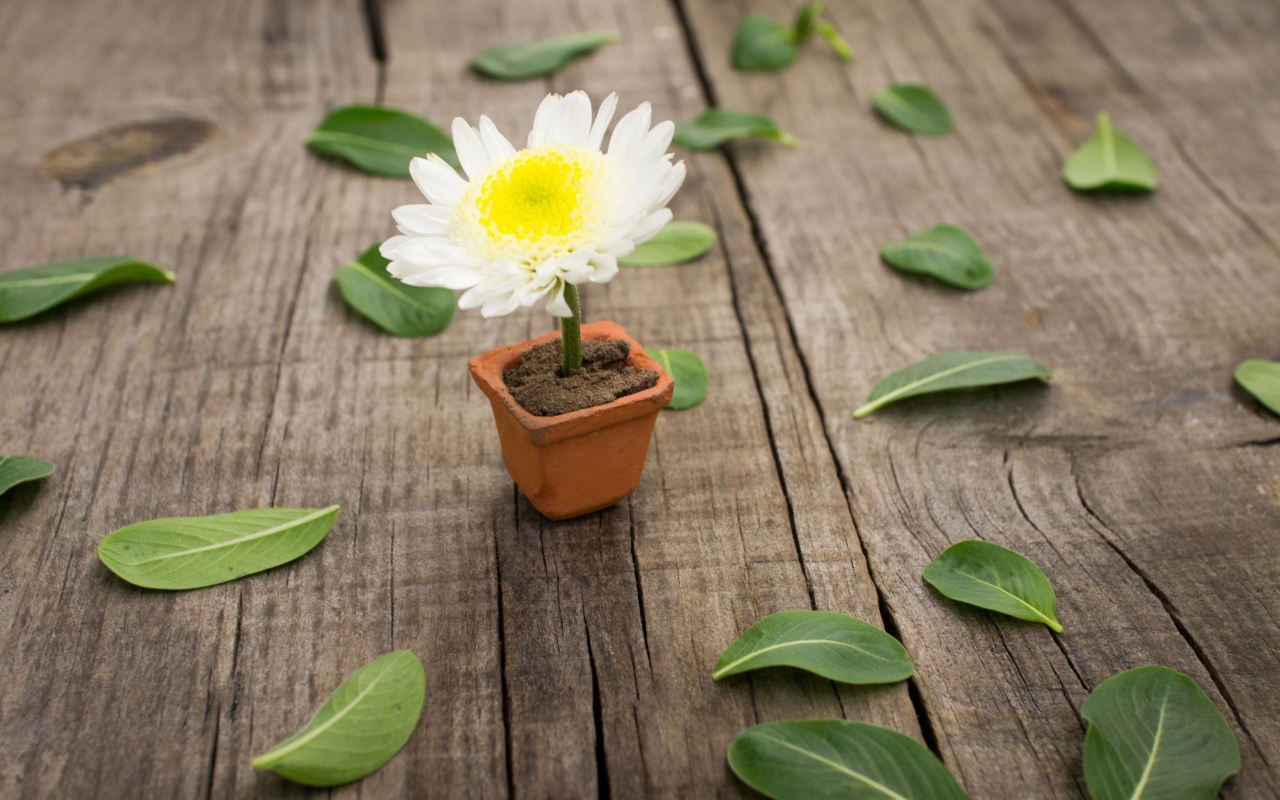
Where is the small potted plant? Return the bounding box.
[380,91,685,519]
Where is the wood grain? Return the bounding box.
[376,0,916,796]
[2,0,1278,797]
[1,0,912,798]
[677,0,1280,796]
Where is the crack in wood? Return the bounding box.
[498,499,516,800]
[585,625,611,800]
[1071,468,1275,775]
[625,498,652,672]
[359,0,387,103]
[666,0,937,753]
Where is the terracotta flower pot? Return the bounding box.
[469,321,674,520]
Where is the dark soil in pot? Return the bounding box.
[505,338,659,416]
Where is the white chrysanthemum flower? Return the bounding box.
[381,91,687,318]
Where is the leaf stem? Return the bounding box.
[561,283,582,376]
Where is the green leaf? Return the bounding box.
[97,506,340,590]
[252,650,426,787]
[732,15,799,71]
[814,21,853,61]
[729,720,970,800]
[733,3,852,71]
[335,243,455,337]
[1063,113,1158,193]
[619,222,717,266]
[853,351,1052,419]
[0,457,54,499]
[306,105,459,177]
[650,348,708,410]
[881,224,994,290]
[923,540,1062,632]
[469,30,620,80]
[0,256,174,324]
[1082,666,1239,800]
[714,610,914,684]
[673,109,799,151]
[1235,359,1280,416]
[872,84,954,136]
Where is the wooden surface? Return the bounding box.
[0,0,1277,797]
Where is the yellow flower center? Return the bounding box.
[455,143,614,265]
[477,149,586,239]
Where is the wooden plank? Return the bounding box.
[0,1,385,797]
[979,0,1280,775]
[375,0,918,796]
[0,2,920,800]
[676,0,1280,796]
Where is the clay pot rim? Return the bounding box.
[468,320,674,445]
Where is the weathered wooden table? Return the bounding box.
[3,0,1278,797]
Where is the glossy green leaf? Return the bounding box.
[0,457,54,499]
[732,3,852,71]
[923,540,1062,631]
[853,351,1052,419]
[714,610,913,684]
[872,84,954,136]
[306,105,459,177]
[732,15,798,70]
[253,650,426,787]
[881,224,993,290]
[469,30,619,80]
[0,256,174,323]
[1063,113,1157,192]
[650,348,708,410]
[619,222,717,266]
[1082,666,1239,800]
[335,243,455,337]
[729,720,969,800]
[1235,359,1280,416]
[97,506,340,590]
[673,109,798,151]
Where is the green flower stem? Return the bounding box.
[561,282,582,376]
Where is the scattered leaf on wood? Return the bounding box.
[619,221,717,266]
[1063,112,1158,192]
[306,105,459,177]
[924,540,1063,631]
[714,610,914,684]
[97,506,340,590]
[335,243,455,337]
[853,351,1051,419]
[0,256,174,324]
[252,650,426,787]
[469,31,620,80]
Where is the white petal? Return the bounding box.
[653,160,687,210]
[601,238,636,258]
[379,235,412,260]
[451,118,490,180]
[481,294,524,318]
[545,281,572,317]
[631,209,672,245]
[392,204,452,236]
[588,254,618,283]
[608,102,652,161]
[397,237,478,266]
[528,94,561,148]
[637,120,675,163]
[587,93,619,152]
[394,264,484,291]
[410,155,468,208]
[554,90,593,145]
[558,248,593,273]
[478,115,516,161]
